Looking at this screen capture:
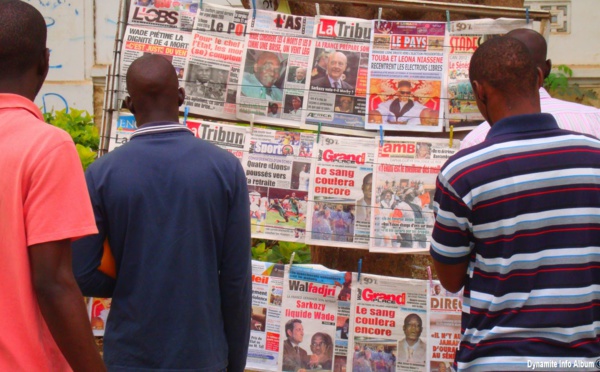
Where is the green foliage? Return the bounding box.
[544,64,598,106]
[44,108,99,170]
[251,239,311,264]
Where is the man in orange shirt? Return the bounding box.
[0,1,105,370]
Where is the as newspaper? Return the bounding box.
[185,119,250,161]
[279,264,356,372]
[428,280,463,372]
[349,273,429,371]
[244,128,315,242]
[302,16,373,137]
[304,134,376,249]
[447,18,531,131]
[370,137,460,253]
[183,3,248,120]
[247,261,286,371]
[366,21,447,132]
[237,10,314,127]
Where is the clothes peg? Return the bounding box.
[183,106,189,126]
[379,125,384,147]
[316,122,322,143]
[446,10,451,30]
[289,251,296,266]
[377,7,382,28]
[449,125,454,148]
[526,8,530,24]
[357,258,363,281]
[250,114,255,133]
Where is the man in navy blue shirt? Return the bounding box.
[72,54,252,371]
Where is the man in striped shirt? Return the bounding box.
[431,36,600,371]
[460,28,600,150]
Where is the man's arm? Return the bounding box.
[433,260,469,293]
[29,239,106,372]
[220,162,252,372]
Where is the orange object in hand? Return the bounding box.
[98,239,117,279]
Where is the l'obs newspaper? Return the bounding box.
[349,274,429,372]
[370,137,460,253]
[305,134,376,249]
[185,119,249,161]
[127,0,199,32]
[279,265,356,372]
[183,3,248,120]
[243,128,315,242]
[246,261,286,371]
[428,280,463,372]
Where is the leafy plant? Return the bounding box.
[251,239,311,264]
[44,108,99,170]
[544,64,598,106]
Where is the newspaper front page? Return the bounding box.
[127,0,199,32]
[447,18,531,131]
[237,10,315,127]
[107,113,136,152]
[119,25,191,102]
[349,273,429,371]
[279,264,357,372]
[185,119,250,161]
[304,134,376,249]
[428,280,463,372]
[302,16,374,137]
[370,137,459,253]
[246,261,286,371]
[87,298,112,337]
[365,21,447,132]
[243,128,316,241]
[183,4,249,120]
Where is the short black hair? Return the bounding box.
[0,1,47,76]
[397,80,411,89]
[469,36,538,99]
[285,318,301,338]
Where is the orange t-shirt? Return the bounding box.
[0,94,97,371]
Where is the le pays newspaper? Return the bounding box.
[370,137,460,253]
[183,3,248,120]
[304,134,376,249]
[366,21,447,132]
[447,18,531,131]
[302,16,373,137]
[237,10,314,127]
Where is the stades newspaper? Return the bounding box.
[349,274,429,372]
[366,21,447,132]
[428,280,463,372]
[185,119,249,161]
[279,265,356,372]
[246,261,286,371]
[447,18,531,131]
[237,10,314,127]
[243,128,315,242]
[304,134,376,249]
[302,16,373,137]
[370,137,460,253]
[183,3,248,120]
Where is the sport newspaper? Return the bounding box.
[279,265,357,372]
[243,128,316,242]
[183,4,248,120]
[370,137,460,253]
[447,18,531,131]
[429,280,463,371]
[237,10,314,127]
[302,16,373,137]
[119,25,191,102]
[366,21,447,132]
[127,0,199,32]
[247,261,285,371]
[349,273,429,371]
[304,134,376,249]
[185,119,249,161]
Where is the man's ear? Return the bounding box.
[471,80,486,105]
[536,67,545,89]
[177,87,185,107]
[125,96,135,114]
[545,58,552,78]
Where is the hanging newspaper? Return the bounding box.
[183,4,249,120]
[246,261,286,371]
[428,280,463,372]
[87,297,112,337]
[107,113,136,152]
[370,137,460,253]
[349,274,429,371]
[243,128,316,241]
[127,0,200,31]
[279,265,356,372]
[119,25,191,102]
[237,10,314,127]
[185,119,250,161]
[302,16,374,137]
[447,18,531,131]
[365,21,447,132]
[304,134,376,249]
